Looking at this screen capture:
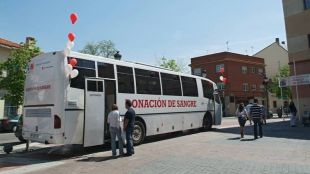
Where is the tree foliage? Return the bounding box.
[270,65,291,99]
[0,41,41,106]
[159,57,182,72]
[80,40,118,58]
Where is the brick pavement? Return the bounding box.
[1,118,310,174]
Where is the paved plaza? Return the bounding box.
[1,118,310,174]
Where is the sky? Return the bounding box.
[0,0,287,70]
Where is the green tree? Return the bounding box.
[159,57,182,72]
[0,41,41,106]
[80,40,118,58]
[270,65,291,99]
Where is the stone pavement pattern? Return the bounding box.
[1,118,310,174]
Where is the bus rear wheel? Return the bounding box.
[202,113,213,131]
[132,120,145,145]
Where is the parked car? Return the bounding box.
[0,114,20,132]
[14,115,26,142]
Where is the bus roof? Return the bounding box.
[46,51,217,88]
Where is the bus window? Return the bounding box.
[87,80,103,92]
[161,73,182,96]
[70,68,96,89]
[181,76,198,97]
[69,57,96,89]
[117,65,134,93]
[97,62,115,79]
[135,68,161,95]
[201,80,214,99]
[68,57,95,69]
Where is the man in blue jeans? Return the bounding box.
[250,99,263,139]
[123,99,136,156]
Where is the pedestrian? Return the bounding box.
[261,105,267,125]
[289,101,297,127]
[235,103,247,138]
[107,104,124,157]
[283,101,290,120]
[250,99,263,139]
[123,99,136,156]
[245,102,253,125]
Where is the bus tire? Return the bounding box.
[132,120,145,145]
[202,113,213,131]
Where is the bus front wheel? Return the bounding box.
[202,113,213,131]
[132,120,145,145]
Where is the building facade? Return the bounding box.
[254,38,289,113]
[0,38,20,119]
[191,52,266,116]
[282,0,310,117]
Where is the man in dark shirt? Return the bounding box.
[123,99,136,156]
[250,99,263,139]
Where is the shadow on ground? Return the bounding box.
[217,120,310,140]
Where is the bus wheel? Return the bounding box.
[133,121,145,145]
[202,113,213,131]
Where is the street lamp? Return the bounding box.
[114,51,122,60]
[262,74,272,114]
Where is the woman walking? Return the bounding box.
[107,104,124,156]
[289,101,297,127]
[236,103,247,138]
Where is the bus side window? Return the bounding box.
[97,62,115,79]
[201,80,214,99]
[117,65,134,93]
[69,57,96,89]
[135,68,161,95]
[161,73,182,96]
[181,76,198,97]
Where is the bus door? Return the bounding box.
[213,92,222,125]
[84,78,105,147]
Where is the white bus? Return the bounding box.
[22,51,222,147]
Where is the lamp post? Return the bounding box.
[262,75,271,114]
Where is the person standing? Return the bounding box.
[245,102,253,125]
[289,101,297,127]
[107,104,124,156]
[123,99,136,156]
[250,99,263,139]
[235,103,247,138]
[261,105,267,125]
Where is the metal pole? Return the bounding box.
[293,57,300,121]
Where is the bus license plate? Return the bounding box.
[30,133,39,139]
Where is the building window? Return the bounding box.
[193,68,202,76]
[217,82,225,90]
[241,66,247,74]
[258,68,263,74]
[135,68,161,95]
[216,64,224,73]
[273,101,277,108]
[260,85,265,91]
[252,84,257,91]
[161,73,182,96]
[304,0,310,10]
[243,83,248,91]
[251,67,257,74]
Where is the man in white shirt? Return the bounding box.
[107,104,124,156]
